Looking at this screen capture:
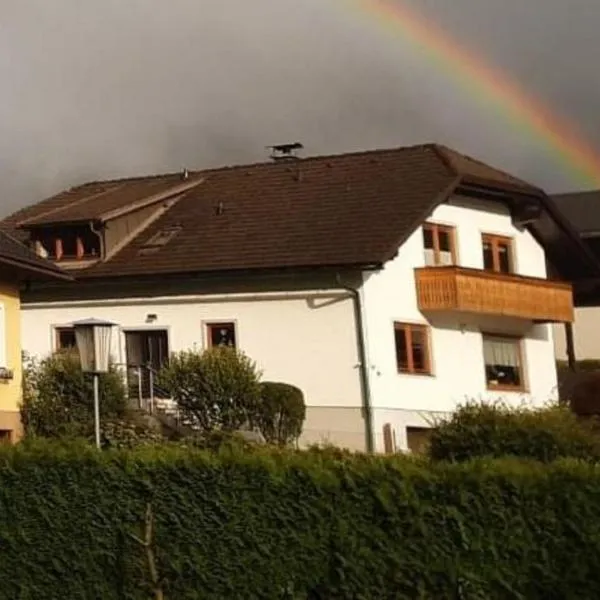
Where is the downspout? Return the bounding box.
[565,322,577,372]
[90,220,105,258]
[336,273,374,453]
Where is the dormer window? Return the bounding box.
[32,225,101,262]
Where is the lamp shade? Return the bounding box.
[72,319,115,373]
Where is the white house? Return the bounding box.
[3,143,593,452]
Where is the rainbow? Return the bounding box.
[345,0,600,188]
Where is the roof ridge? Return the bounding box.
[70,143,439,187]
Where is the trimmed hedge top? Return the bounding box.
[2,442,600,598]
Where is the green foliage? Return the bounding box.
[257,381,306,445]
[2,443,600,598]
[21,351,128,439]
[556,359,600,374]
[100,417,165,450]
[429,401,600,463]
[157,347,261,434]
[175,430,258,452]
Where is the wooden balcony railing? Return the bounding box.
[415,266,574,323]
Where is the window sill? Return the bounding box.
[397,370,435,378]
[486,384,527,393]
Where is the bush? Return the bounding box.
[428,402,600,463]
[100,416,165,449]
[257,381,306,445]
[2,443,600,598]
[157,347,261,434]
[21,351,128,439]
[562,371,600,417]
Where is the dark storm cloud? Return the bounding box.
[1,0,599,216]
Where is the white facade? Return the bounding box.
[20,195,559,452]
[20,291,366,448]
[554,308,600,361]
[361,195,558,451]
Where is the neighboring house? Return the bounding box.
[551,190,600,363]
[2,143,594,452]
[0,232,69,441]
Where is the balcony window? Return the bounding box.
[423,223,456,266]
[482,234,513,274]
[482,334,524,390]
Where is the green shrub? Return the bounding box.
[157,347,261,434]
[100,416,165,449]
[21,351,128,439]
[429,401,600,462]
[2,443,600,598]
[257,381,306,445]
[562,371,600,417]
[175,430,258,452]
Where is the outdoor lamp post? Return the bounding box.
[72,319,115,449]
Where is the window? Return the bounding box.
[138,226,182,256]
[206,322,237,349]
[55,327,76,351]
[482,334,524,390]
[33,225,101,261]
[0,431,12,445]
[125,330,170,399]
[482,234,513,274]
[422,223,456,266]
[394,323,431,374]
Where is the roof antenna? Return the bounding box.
[267,142,303,161]
[181,168,189,181]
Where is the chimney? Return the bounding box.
[267,142,304,161]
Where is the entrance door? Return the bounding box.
[124,330,169,400]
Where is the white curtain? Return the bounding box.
[439,250,454,265]
[424,248,436,266]
[483,337,519,367]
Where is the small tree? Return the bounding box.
[157,347,261,433]
[21,351,128,439]
[257,382,306,446]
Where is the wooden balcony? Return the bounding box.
[415,266,574,323]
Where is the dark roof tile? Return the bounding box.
[1,143,565,281]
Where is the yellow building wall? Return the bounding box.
[0,283,23,441]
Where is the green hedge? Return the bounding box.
[2,443,600,598]
[429,402,600,463]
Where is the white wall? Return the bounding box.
[21,291,363,414]
[554,308,600,361]
[20,195,561,453]
[360,195,558,452]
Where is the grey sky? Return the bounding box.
[1,0,599,216]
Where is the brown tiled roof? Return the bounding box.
[552,190,600,234]
[0,143,587,281]
[0,231,70,280]
[15,174,205,226]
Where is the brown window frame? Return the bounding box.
[482,333,525,392]
[481,233,514,274]
[394,322,432,375]
[54,326,77,352]
[205,321,238,349]
[422,222,457,266]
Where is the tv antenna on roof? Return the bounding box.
[267,142,304,161]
